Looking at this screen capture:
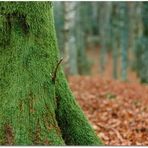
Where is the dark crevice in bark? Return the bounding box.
[1,14,12,48]
[11,13,29,34]
[54,96,66,144]
[33,119,41,145]
[4,124,14,145]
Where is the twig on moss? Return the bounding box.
[52,57,63,83]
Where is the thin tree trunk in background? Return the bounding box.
[53,2,64,53]
[112,42,119,79]
[132,2,143,74]
[119,2,129,81]
[92,2,98,22]
[135,2,148,83]
[76,2,91,75]
[99,2,112,74]
[111,3,120,79]
[63,2,78,75]
[128,2,143,71]
[128,2,137,53]
[136,3,143,39]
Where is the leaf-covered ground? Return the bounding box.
[68,76,148,145]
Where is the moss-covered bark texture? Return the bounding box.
[0,2,102,145]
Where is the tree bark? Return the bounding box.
[111,3,120,79]
[135,2,148,83]
[0,2,102,145]
[119,2,129,81]
[99,2,112,74]
[63,2,78,75]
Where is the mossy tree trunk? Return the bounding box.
[0,2,102,145]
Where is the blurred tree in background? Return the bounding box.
[119,2,129,81]
[54,2,91,75]
[135,2,148,83]
[111,2,120,79]
[98,2,112,74]
[62,2,78,75]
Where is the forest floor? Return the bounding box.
[68,47,148,145]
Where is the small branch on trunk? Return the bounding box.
[52,57,63,83]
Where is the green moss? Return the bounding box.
[55,70,103,145]
[0,2,64,145]
[0,2,102,145]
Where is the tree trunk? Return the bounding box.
[99,2,112,74]
[53,2,64,53]
[119,2,129,81]
[135,2,148,83]
[63,2,78,75]
[0,2,102,145]
[76,3,91,75]
[128,2,143,71]
[111,3,120,79]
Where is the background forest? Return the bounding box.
[53,1,148,145]
[54,1,148,82]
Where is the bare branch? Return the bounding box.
[52,57,63,83]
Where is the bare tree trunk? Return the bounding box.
[111,3,120,79]
[63,2,78,75]
[99,2,112,74]
[119,2,129,81]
